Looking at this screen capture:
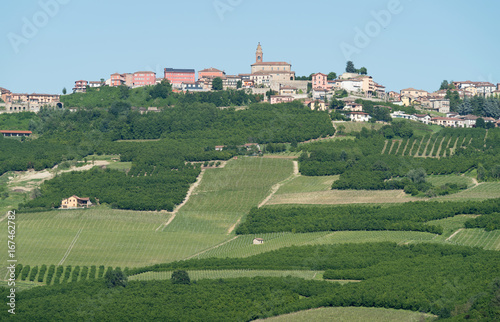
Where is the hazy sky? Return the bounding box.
[1,0,498,94]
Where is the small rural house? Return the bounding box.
[253,238,264,245]
[61,195,93,209]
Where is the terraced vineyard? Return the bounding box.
[381,129,487,158]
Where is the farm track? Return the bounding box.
[155,169,206,232]
[58,228,83,266]
[184,236,240,260]
[381,141,389,154]
[258,161,299,208]
[446,228,464,242]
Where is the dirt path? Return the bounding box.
[8,161,110,191]
[227,218,241,235]
[381,140,389,154]
[258,161,299,208]
[155,169,206,232]
[435,137,446,157]
[446,228,464,242]
[184,236,239,260]
[58,228,83,266]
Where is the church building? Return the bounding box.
[250,43,295,82]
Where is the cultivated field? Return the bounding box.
[258,307,436,322]
[338,122,384,133]
[435,182,500,201]
[274,175,339,195]
[427,174,475,188]
[130,270,324,282]
[196,231,437,260]
[447,228,500,251]
[267,189,418,205]
[0,158,294,276]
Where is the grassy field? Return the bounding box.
[130,270,324,281]
[275,175,338,195]
[0,158,294,276]
[258,307,436,322]
[106,161,132,172]
[339,122,384,133]
[427,174,475,188]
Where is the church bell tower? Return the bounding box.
[256,42,263,63]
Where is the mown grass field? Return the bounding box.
[267,189,418,205]
[258,307,436,322]
[275,175,339,195]
[0,158,294,277]
[338,122,384,133]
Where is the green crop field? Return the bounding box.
[275,175,339,194]
[447,228,500,251]
[302,231,437,245]
[196,231,437,260]
[106,161,132,172]
[267,189,418,205]
[0,158,294,277]
[130,270,324,282]
[339,122,384,133]
[258,307,436,322]
[436,182,500,201]
[427,174,474,188]
[426,215,477,238]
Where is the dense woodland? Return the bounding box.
[236,199,500,234]
[61,81,262,108]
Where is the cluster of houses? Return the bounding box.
[391,111,499,128]
[0,87,61,114]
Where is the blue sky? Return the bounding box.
[1,0,498,94]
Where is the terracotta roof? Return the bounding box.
[0,130,32,134]
[312,73,328,77]
[199,67,223,73]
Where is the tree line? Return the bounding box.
[235,199,500,235]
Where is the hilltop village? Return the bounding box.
[2,43,500,128]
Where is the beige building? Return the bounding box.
[253,238,264,245]
[400,88,428,98]
[61,195,92,209]
[250,43,295,83]
[270,95,294,104]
